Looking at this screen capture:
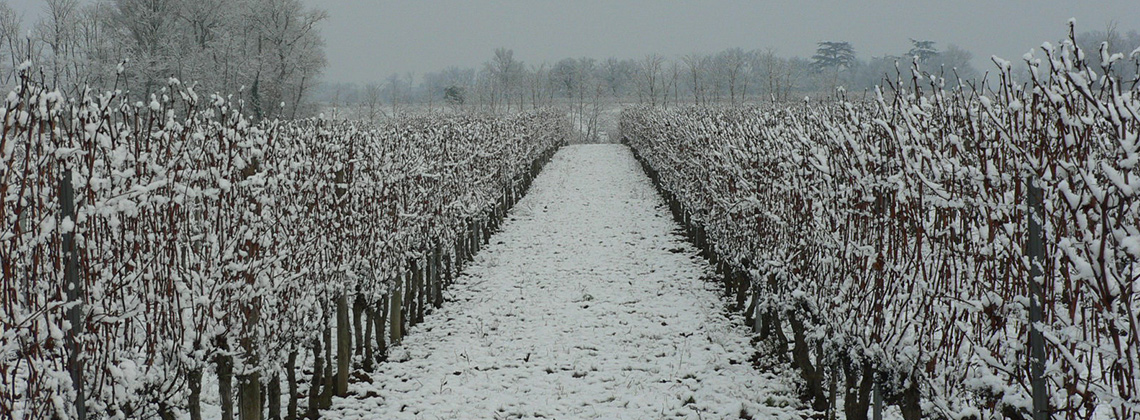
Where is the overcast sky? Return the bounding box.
[7,0,1140,84]
[306,0,1139,84]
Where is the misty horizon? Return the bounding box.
[5,0,1140,86]
[314,1,1139,85]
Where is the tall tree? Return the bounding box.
[598,57,637,98]
[0,2,20,86]
[682,53,708,105]
[718,48,749,104]
[930,44,978,81]
[639,54,665,106]
[109,0,182,95]
[757,48,796,102]
[907,39,939,64]
[811,41,856,73]
[248,0,328,119]
[812,41,855,90]
[485,47,523,113]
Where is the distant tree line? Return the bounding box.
[0,0,328,119]
[315,42,980,115]
[319,25,1140,116]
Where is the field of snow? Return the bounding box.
[322,144,805,419]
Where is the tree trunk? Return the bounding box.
[734,268,748,313]
[432,245,443,309]
[788,312,828,413]
[769,310,789,362]
[745,287,759,330]
[237,371,261,420]
[758,307,772,338]
[158,403,176,420]
[828,366,838,420]
[471,222,480,254]
[307,338,322,419]
[444,252,453,289]
[363,304,375,372]
[403,269,414,331]
[353,294,366,357]
[721,263,733,301]
[899,380,923,420]
[455,236,465,272]
[843,361,874,420]
[414,260,425,324]
[216,340,234,420]
[260,375,267,420]
[188,367,203,420]
[268,371,281,420]
[376,295,389,362]
[390,291,403,346]
[286,350,298,420]
[335,295,351,397]
[320,326,334,408]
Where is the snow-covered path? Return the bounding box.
[326,144,801,420]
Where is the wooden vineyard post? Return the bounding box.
[389,290,403,346]
[61,168,87,420]
[473,220,481,252]
[237,371,261,420]
[363,302,374,372]
[374,294,388,362]
[286,350,298,420]
[734,267,748,314]
[443,252,453,290]
[1026,177,1048,420]
[455,236,465,272]
[873,374,882,420]
[218,338,235,420]
[353,295,365,357]
[267,371,281,420]
[432,244,443,308]
[414,259,425,324]
[474,220,483,252]
[306,337,322,417]
[482,217,490,245]
[335,294,350,396]
[403,269,413,331]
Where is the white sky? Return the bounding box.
[6,0,1140,84]
[307,0,1140,84]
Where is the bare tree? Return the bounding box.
[719,48,748,104]
[248,0,328,119]
[0,2,24,86]
[180,0,229,49]
[575,58,595,133]
[528,63,547,109]
[666,61,679,109]
[759,48,797,102]
[109,0,182,95]
[485,47,522,113]
[364,82,382,122]
[36,0,81,89]
[682,53,708,105]
[599,57,629,98]
[639,54,664,106]
[384,73,406,117]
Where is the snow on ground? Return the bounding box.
[324,144,805,420]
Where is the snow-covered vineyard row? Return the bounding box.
[1,70,569,419]
[621,26,1139,420]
